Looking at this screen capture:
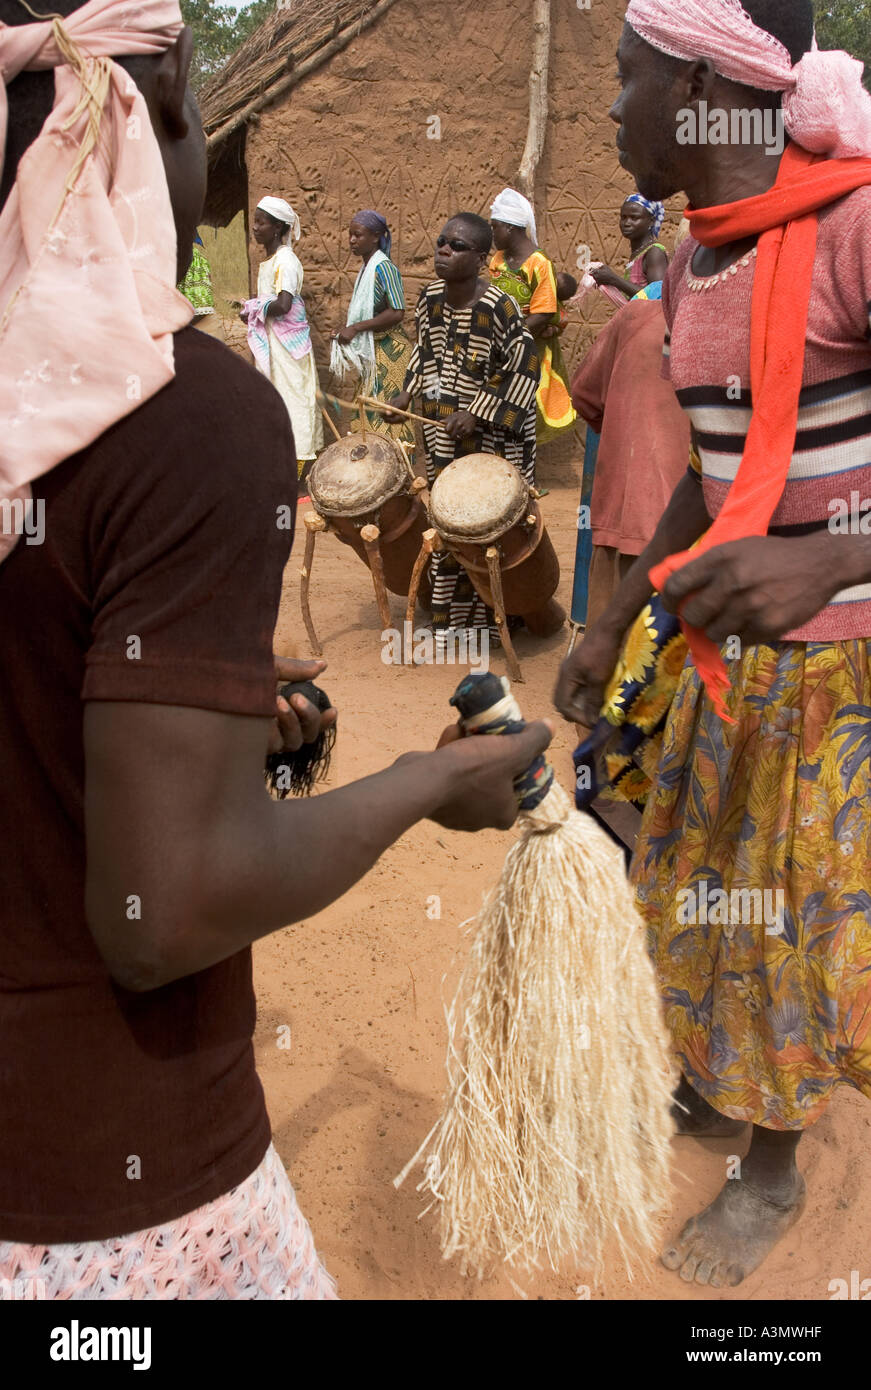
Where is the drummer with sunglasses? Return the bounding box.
[385,213,540,641]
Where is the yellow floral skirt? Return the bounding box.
[349,329,415,447]
[632,640,871,1131]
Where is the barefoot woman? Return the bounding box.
[557,0,871,1287]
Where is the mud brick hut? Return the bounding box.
[200,0,677,463]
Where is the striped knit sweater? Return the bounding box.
[662,186,871,641]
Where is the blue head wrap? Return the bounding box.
[624,193,665,237]
[352,210,391,258]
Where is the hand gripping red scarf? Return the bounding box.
[649,143,871,720]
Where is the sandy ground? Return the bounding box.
[257,446,871,1302]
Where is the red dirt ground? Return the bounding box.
[256,447,871,1302]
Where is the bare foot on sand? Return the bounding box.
[671,1075,747,1138]
[662,1173,806,1286]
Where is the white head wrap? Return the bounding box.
[489,187,538,244]
[256,197,301,242]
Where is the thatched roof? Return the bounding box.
[199,0,403,149]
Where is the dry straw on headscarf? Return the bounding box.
[489,187,538,245]
[626,0,871,719]
[256,195,301,242]
[0,0,191,563]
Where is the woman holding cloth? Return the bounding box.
[242,196,323,477]
[590,193,669,300]
[488,187,576,443]
[330,210,414,445]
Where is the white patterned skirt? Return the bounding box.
[0,1144,337,1300]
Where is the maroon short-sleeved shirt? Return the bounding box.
[0,327,296,1242]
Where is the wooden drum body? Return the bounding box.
[308,435,428,598]
[428,455,564,636]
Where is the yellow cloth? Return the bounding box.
[633,639,871,1130]
[489,249,577,442]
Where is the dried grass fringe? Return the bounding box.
[400,782,675,1280]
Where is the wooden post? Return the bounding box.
[360,523,391,629]
[409,474,430,508]
[517,0,551,208]
[299,512,326,656]
[486,545,523,684]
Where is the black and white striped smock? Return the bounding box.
[402,281,539,633]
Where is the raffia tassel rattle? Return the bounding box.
[396,672,675,1279]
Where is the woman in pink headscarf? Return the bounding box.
[557,0,871,1289]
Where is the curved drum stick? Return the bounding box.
[320,405,342,442]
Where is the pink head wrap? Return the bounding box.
[625,0,871,160]
[0,0,193,563]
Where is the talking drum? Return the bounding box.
[427,455,565,638]
[299,432,429,655]
[308,433,428,597]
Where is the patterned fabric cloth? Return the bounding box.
[251,247,313,359]
[403,282,539,632]
[489,249,577,442]
[0,1144,337,1300]
[633,280,663,301]
[177,241,214,316]
[574,592,687,811]
[354,259,414,446]
[632,641,871,1130]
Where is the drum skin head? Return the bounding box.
[429,454,529,544]
[309,434,408,517]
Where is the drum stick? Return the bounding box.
[485,546,523,684]
[356,394,433,429]
[320,405,342,443]
[318,388,433,431]
[397,438,418,484]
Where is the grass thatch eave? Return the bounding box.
[200,0,404,149]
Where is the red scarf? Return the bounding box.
[649,144,871,720]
